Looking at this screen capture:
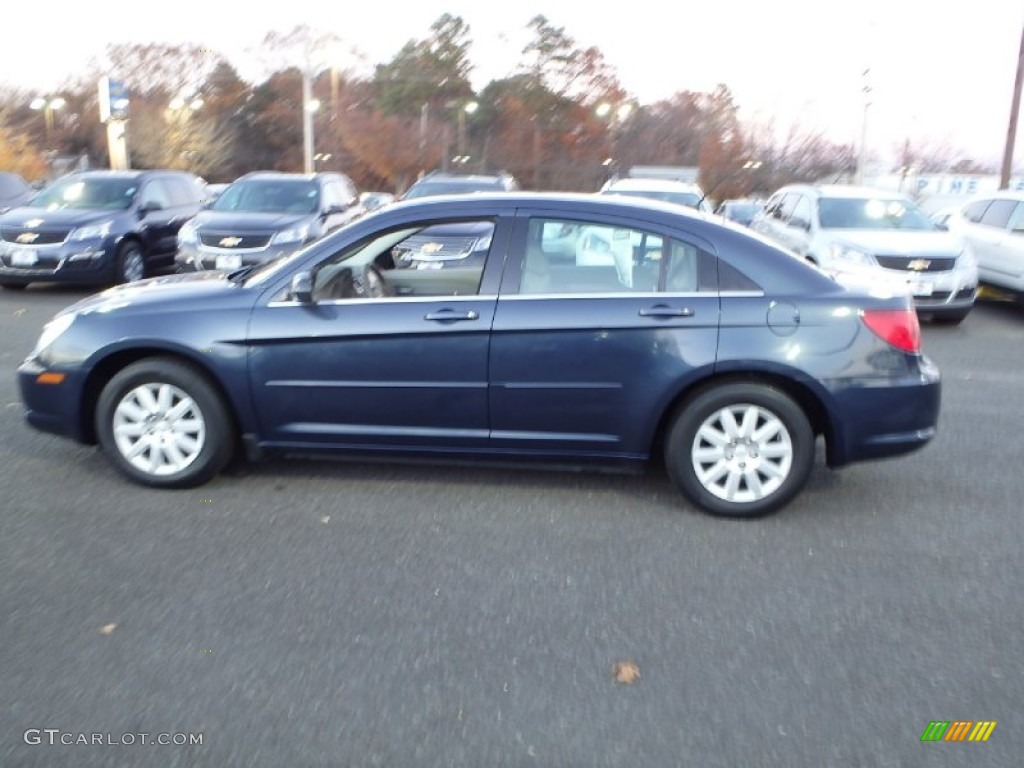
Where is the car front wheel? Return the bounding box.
[665,383,814,517]
[96,358,234,488]
[115,241,145,284]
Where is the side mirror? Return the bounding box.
[789,217,810,231]
[290,271,314,304]
[140,200,163,213]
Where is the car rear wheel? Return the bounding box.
[115,241,145,284]
[96,358,234,488]
[665,383,814,517]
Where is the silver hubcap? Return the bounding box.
[691,403,793,503]
[112,383,205,476]
[123,249,144,282]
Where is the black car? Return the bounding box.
[401,171,519,199]
[0,172,34,214]
[175,172,364,272]
[0,170,206,289]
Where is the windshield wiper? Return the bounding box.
[226,265,258,282]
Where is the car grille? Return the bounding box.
[199,233,272,249]
[875,255,956,272]
[1,226,71,245]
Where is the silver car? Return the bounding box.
[750,184,978,323]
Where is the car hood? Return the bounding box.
[192,210,313,232]
[824,229,962,256]
[61,271,246,317]
[0,207,122,228]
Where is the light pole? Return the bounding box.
[167,94,204,170]
[596,101,633,179]
[302,70,321,174]
[30,96,66,139]
[455,101,478,168]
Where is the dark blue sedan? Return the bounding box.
[17,193,940,517]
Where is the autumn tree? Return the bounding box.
[0,124,49,180]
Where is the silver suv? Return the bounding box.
[750,184,977,323]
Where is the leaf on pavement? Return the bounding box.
[612,660,639,684]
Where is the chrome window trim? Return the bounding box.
[266,293,498,308]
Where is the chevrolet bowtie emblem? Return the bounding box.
[16,232,39,244]
[907,259,931,271]
[421,242,444,253]
[219,237,243,247]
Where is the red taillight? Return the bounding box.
[861,308,921,353]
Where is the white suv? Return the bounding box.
[750,184,978,323]
[944,190,1024,299]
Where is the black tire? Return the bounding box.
[0,281,28,290]
[115,240,145,284]
[665,383,814,518]
[95,357,234,488]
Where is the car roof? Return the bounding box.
[603,177,703,193]
[415,173,509,184]
[965,189,1024,202]
[777,184,913,200]
[237,172,331,182]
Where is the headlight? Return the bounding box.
[31,312,76,357]
[69,221,112,241]
[271,225,310,245]
[178,220,198,245]
[828,243,875,267]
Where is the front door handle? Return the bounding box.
[638,305,695,318]
[424,309,480,322]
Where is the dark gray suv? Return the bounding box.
[176,172,365,272]
[0,170,207,289]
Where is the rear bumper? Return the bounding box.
[827,355,941,467]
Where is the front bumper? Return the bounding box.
[0,238,114,284]
[17,358,90,443]
[176,241,300,272]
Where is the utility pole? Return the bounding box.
[999,24,1024,190]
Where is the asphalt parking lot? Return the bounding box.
[1,285,1021,767]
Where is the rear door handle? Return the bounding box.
[639,305,695,318]
[424,309,480,322]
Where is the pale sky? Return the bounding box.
[3,0,1023,166]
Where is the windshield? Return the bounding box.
[604,189,703,209]
[818,197,934,230]
[29,176,137,211]
[213,179,319,214]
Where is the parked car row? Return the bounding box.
[0,169,366,290]
[749,184,978,323]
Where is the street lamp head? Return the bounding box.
[305,98,321,113]
[464,101,479,115]
[30,98,47,110]
[616,103,633,121]
[50,97,66,110]
[595,103,611,118]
